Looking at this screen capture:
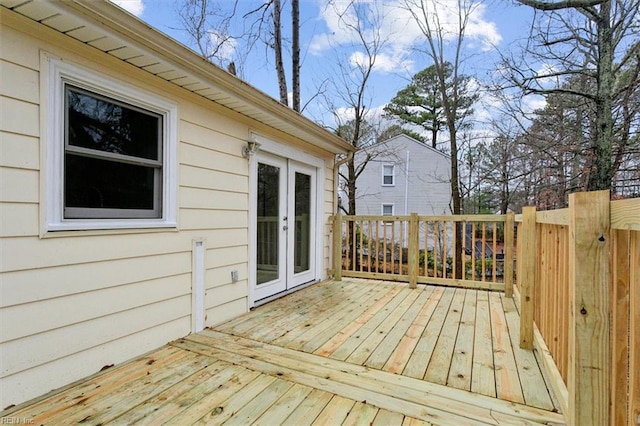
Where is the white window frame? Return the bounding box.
[43,54,178,231]
[382,164,395,186]
[381,203,394,216]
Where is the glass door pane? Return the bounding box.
[256,163,280,285]
[288,160,315,288]
[294,172,311,273]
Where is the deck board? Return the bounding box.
[403,286,455,379]
[3,279,564,425]
[489,291,526,404]
[330,287,414,361]
[297,283,392,353]
[182,329,563,424]
[311,395,356,425]
[425,287,466,384]
[502,294,556,410]
[342,401,380,426]
[471,289,497,398]
[278,283,389,350]
[365,286,433,369]
[251,383,314,426]
[446,288,477,390]
[385,286,441,374]
[314,283,404,357]
[279,388,333,425]
[346,287,423,365]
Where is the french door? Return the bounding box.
[254,153,316,301]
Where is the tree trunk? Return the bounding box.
[273,0,288,106]
[588,1,614,191]
[291,0,300,112]
[347,158,358,269]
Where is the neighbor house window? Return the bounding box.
[382,204,394,216]
[382,164,394,186]
[45,55,177,231]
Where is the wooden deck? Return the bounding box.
[3,280,565,425]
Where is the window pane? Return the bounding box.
[383,165,394,184]
[67,86,160,161]
[65,154,158,215]
[382,205,393,215]
[257,163,280,285]
[294,172,311,273]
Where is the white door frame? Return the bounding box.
[252,153,288,301]
[248,133,325,307]
[287,160,317,288]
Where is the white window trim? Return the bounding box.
[382,203,394,216]
[42,54,178,231]
[382,164,395,186]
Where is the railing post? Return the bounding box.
[568,190,611,426]
[408,213,419,289]
[333,213,342,281]
[519,206,536,349]
[504,211,515,298]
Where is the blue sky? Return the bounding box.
[110,0,540,133]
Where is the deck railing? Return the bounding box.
[331,190,639,426]
[332,213,514,293]
[514,191,639,426]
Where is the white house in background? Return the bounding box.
[0,0,351,408]
[342,134,452,217]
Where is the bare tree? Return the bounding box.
[292,0,301,111]
[403,0,480,276]
[178,0,240,72]
[271,0,288,105]
[506,0,640,191]
[178,0,303,111]
[321,0,389,216]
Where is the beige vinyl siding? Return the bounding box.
[1,97,39,137]
[0,132,40,170]
[322,160,335,275]
[0,8,339,408]
[0,60,39,103]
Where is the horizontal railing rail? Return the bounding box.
[332,212,514,293]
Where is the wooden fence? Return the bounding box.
[514,191,639,426]
[332,213,514,293]
[332,190,638,426]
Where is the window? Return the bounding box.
[382,204,394,216]
[382,164,394,186]
[65,86,162,219]
[45,55,177,231]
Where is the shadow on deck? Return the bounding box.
[2,279,565,425]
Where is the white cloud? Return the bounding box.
[522,94,547,114]
[310,0,502,70]
[464,4,502,51]
[348,50,413,74]
[208,32,237,62]
[332,103,388,128]
[535,63,561,86]
[109,0,144,17]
